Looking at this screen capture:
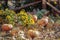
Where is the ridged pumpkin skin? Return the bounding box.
[2,24,13,31]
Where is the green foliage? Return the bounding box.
[0,9,16,25]
[36,9,48,19]
[17,9,35,26]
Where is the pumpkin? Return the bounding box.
[27,29,40,39]
[1,24,13,31]
[33,15,37,22]
[37,16,49,27]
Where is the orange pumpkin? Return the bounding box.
[37,16,49,27]
[28,29,35,38]
[27,29,40,39]
[1,24,13,31]
[33,15,37,22]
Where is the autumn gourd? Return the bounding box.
[27,29,40,39]
[37,16,49,27]
[2,24,13,31]
[33,15,37,22]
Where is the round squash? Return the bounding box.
[27,29,40,39]
[2,24,13,31]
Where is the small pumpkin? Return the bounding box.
[33,15,37,22]
[1,24,13,31]
[27,29,40,39]
[37,16,49,27]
